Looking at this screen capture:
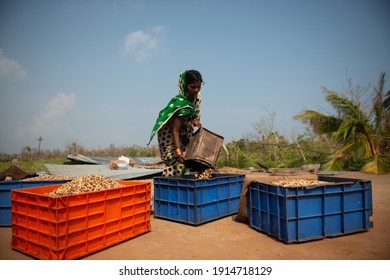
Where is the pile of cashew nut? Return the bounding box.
[47,174,122,196]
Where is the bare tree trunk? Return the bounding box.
[296,142,307,161]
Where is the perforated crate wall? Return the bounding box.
[154,174,245,225]
[248,176,373,243]
[0,180,71,226]
[11,180,151,259]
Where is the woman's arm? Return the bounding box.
[172,116,186,163]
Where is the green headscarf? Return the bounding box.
[148,71,201,145]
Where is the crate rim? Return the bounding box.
[153,173,245,182]
[10,180,151,197]
[251,175,371,189]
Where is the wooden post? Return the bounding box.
[37,136,43,159]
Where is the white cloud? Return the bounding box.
[0,49,27,80]
[152,25,168,33]
[124,26,167,62]
[31,93,76,133]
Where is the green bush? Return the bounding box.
[343,157,368,171]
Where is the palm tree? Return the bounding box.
[382,89,390,131]
[384,90,390,112]
[293,72,390,174]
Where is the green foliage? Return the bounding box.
[0,158,68,174]
[361,155,390,174]
[217,130,333,170]
[0,144,160,174]
[293,72,390,174]
[128,145,159,157]
[343,157,368,171]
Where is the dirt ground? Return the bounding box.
[0,170,389,260]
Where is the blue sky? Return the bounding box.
[1,0,389,154]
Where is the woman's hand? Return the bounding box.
[192,118,202,129]
[174,148,186,163]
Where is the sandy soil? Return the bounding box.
[0,170,389,260]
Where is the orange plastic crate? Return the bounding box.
[11,180,151,260]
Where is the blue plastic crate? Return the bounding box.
[0,179,71,225]
[153,173,245,225]
[248,175,373,243]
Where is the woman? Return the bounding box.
[148,70,204,177]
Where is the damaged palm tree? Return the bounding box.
[293,72,390,174]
